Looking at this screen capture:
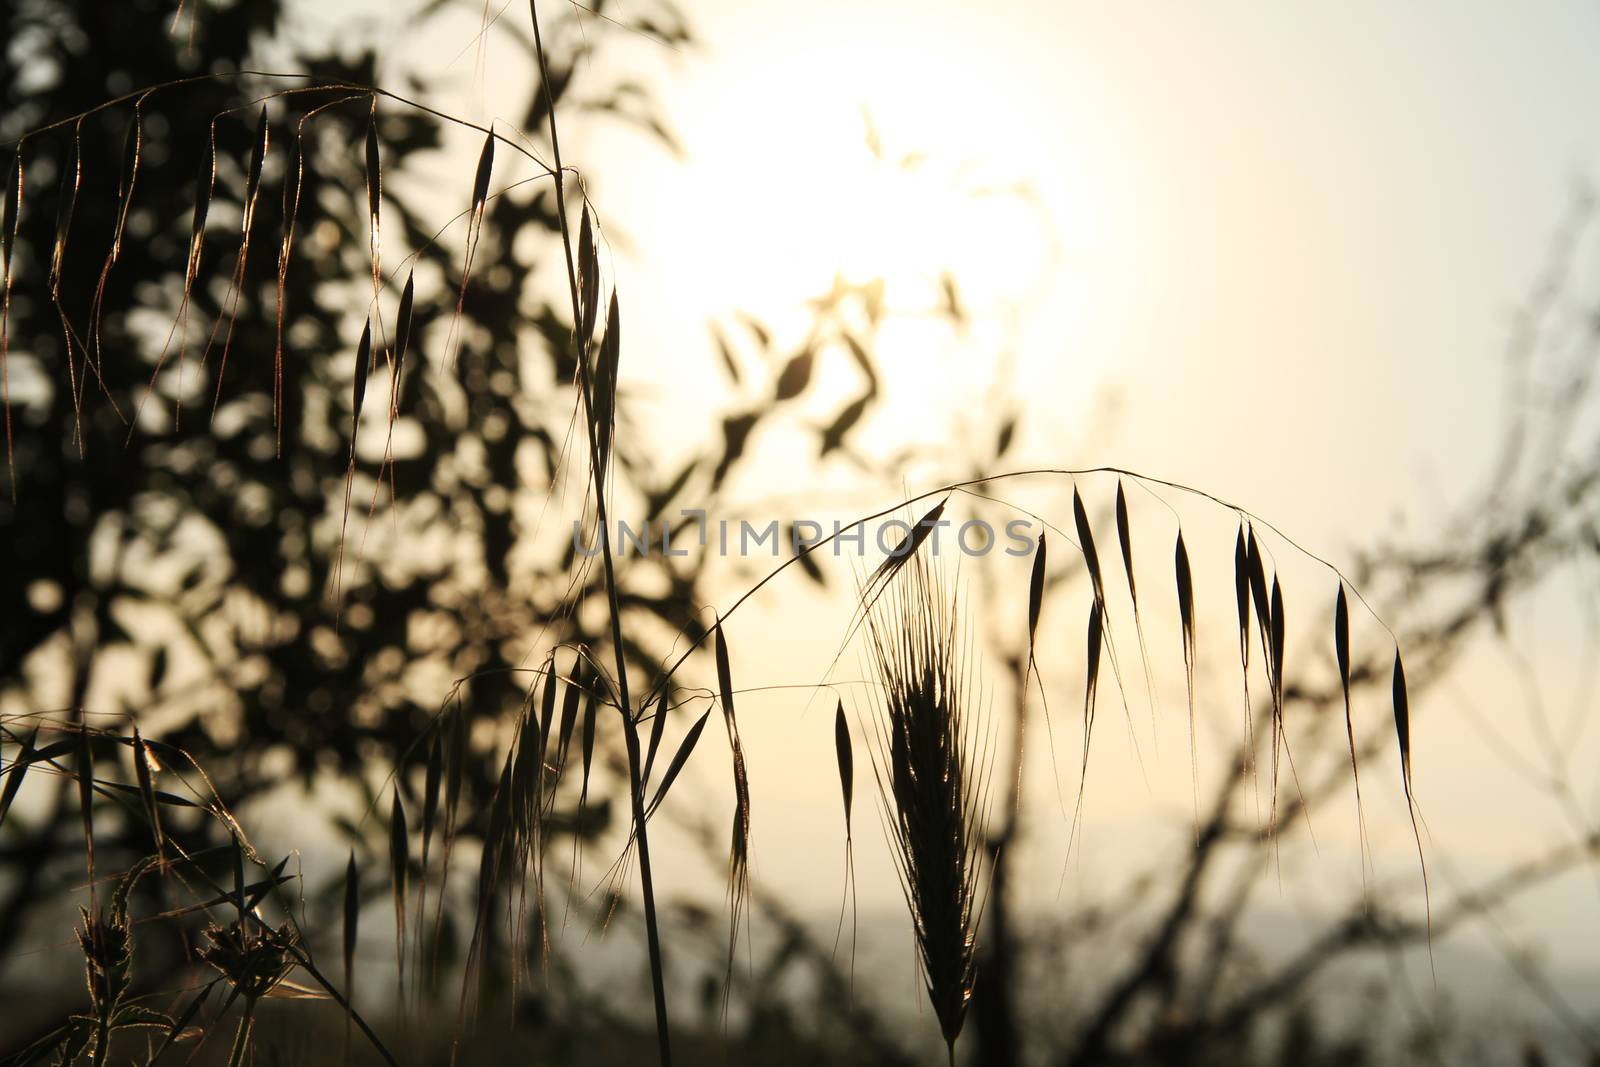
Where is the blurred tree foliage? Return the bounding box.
[0,0,723,948]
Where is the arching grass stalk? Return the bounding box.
[526,2,672,1064]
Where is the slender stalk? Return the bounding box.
[527,3,672,1063]
[226,998,256,1067]
[288,946,402,1067]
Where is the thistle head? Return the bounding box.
[200,919,298,1001]
[76,906,132,1014]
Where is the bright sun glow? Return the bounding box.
[592,1,1131,464]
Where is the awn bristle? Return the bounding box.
[861,553,992,1061]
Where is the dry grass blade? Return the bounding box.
[470,127,494,213]
[1244,528,1274,705]
[1115,481,1158,740]
[1073,485,1145,773]
[1391,650,1432,952]
[1334,583,1369,866]
[714,618,752,1002]
[507,674,550,941]
[392,271,415,391]
[232,833,246,917]
[1245,527,1271,667]
[1022,531,1068,816]
[539,658,559,771]
[644,707,712,818]
[111,111,141,261]
[579,680,598,813]
[642,688,670,789]
[77,729,95,890]
[1269,575,1285,702]
[131,727,163,856]
[1,146,19,496]
[456,748,514,1039]
[373,271,414,515]
[273,127,307,453]
[861,555,990,1063]
[556,658,583,779]
[352,319,372,434]
[865,496,948,607]
[1248,525,1276,806]
[186,130,215,290]
[0,728,36,827]
[1232,524,1256,782]
[1246,528,1277,793]
[138,127,216,435]
[416,732,441,985]
[592,291,620,486]
[48,125,80,296]
[1175,530,1198,829]
[444,705,465,855]
[342,850,358,1060]
[1114,481,1135,604]
[1069,597,1103,859]
[243,106,268,234]
[331,318,372,613]
[1267,572,1288,822]
[0,148,15,279]
[1334,584,1351,711]
[1392,652,1414,805]
[831,699,857,976]
[1233,525,1250,672]
[835,700,854,837]
[388,792,408,1006]
[206,105,270,408]
[365,107,381,296]
[50,125,88,437]
[89,109,142,387]
[421,734,442,871]
[445,128,495,370]
[506,681,549,973]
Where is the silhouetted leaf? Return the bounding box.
[818,393,871,457]
[995,416,1016,458]
[774,348,814,401]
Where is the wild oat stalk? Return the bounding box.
[862,553,994,1065]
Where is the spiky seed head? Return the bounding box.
[862,553,992,1055]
